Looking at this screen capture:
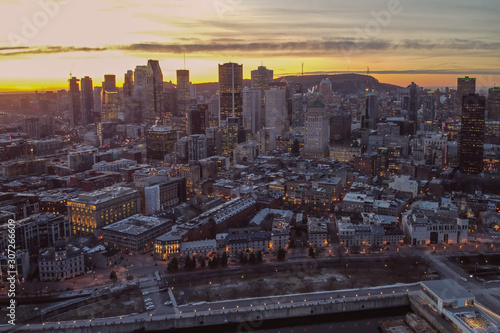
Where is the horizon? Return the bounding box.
[1,0,499,92]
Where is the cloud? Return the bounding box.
[0,46,106,56]
[2,38,500,57]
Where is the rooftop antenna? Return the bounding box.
[183,53,186,69]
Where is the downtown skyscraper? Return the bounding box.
[144,60,163,125]
[80,76,93,125]
[459,93,485,174]
[219,62,243,124]
[68,77,81,128]
[251,65,273,128]
[457,77,476,116]
[408,82,419,123]
[177,69,190,118]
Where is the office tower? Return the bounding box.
[319,78,332,104]
[177,69,190,117]
[206,126,223,156]
[23,117,40,139]
[251,66,273,128]
[187,104,208,136]
[258,127,277,155]
[330,113,351,142]
[80,76,93,125]
[188,134,208,161]
[134,65,147,87]
[68,77,81,127]
[488,87,500,121]
[101,75,118,122]
[222,117,240,156]
[251,65,273,128]
[292,93,306,128]
[251,66,273,91]
[408,82,418,123]
[93,86,102,117]
[302,100,330,159]
[400,88,410,111]
[423,91,436,122]
[144,60,164,125]
[102,75,116,92]
[459,94,485,174]
[242,88,261,134]
[265,87,288,135]
[219,62,243,123]
[123,70,134,97]
[364,93,378,130]
[457,77,476,116]
[102,81,120,123]
[40,115,55,138]
[68,147,97,172]
[146,126,177,162]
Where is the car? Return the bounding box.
[146,305,155,310]
[144,298,152,302]
[146,302,154,306]
[164,301,171,306]
[142,291,149,296]
[461,277,468,282]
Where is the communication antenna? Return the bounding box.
[183,53,186,69]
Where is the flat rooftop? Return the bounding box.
[421,279,474,301]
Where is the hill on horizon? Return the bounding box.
[193,73,401,96]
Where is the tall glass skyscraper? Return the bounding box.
[218,62,243,123]
[459,93,485,174]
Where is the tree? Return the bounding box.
[221,252,228,267]
[336,245,345,261]
[239,252,248,264]
[277,247,286,261]
[256,250,263,263]
[167,257,178,272]
[208,255,220,268]
[109,270,117,281]
[184,256,192,270]
[308,246,316,258]
[249,252,257,264]
[198,256,206,268]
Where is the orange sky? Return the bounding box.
[1,0,499,92]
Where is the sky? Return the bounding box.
[0,0,499,92]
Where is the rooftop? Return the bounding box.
[421,279,473,301]
[102,214,172,236]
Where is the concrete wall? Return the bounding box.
[15,294,409,333]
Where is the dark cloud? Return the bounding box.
[0,46,105,56]
[2,38,500,57]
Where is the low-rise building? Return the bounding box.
[154,234,182,260]
[180,239,217,257]
[67,186,141,235]
[102,214,173,254]
[307,217,328,247]
[38,241,84,281]
[0,250,29,283]
[0,213,70,259]
[402,209,469,245]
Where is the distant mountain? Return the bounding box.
[277,73,401,94]
[192,73,401,97]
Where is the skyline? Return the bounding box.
[1,0,500,91]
